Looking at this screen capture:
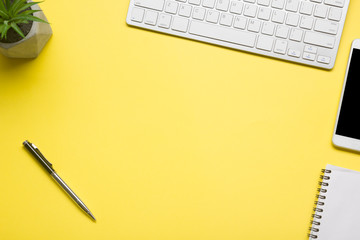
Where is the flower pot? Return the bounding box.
[0,4,52,58]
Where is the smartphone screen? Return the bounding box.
[336,48,360,140]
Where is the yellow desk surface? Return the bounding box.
[1,1,360,239]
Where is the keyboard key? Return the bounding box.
[303,52,316,61]
[134,0,165,11]
[179,4,192,17]
[145,11,159,25]
[286,13,299,27]
[230,1,243,14]
[257,0,270,6]
[158,14,172,28]
[300,16,314,30]
[300,2,314,15]
[314,19,339,35]
[324,0,345,8]
[233,16,247,29]
[258,7,272,21]
[203,0,216,8]
[206,10,220,23]
[289,28,303,42]
[276,25,289,38]
[304,45,317,54]
[314,5,328,18]
[244,4,258,18]
[189,0,201,5]
[193,7,206,20]
[248,19,261,32]
[304,32,335,48]
[328,7,342,21]
[216,0,230,11]
[317,55,331,64]
[131,8,145,22]
[189,21,257,47]
[272,0,285,9]
[165,1,179,14]
[172,17,189,32]
[288,49,301,57]
[272,10,286,23]
[262,22,275,35]
[257,35,274,51]
[220,13,234,26]
[285,0,300,12]
[274,40,288,54]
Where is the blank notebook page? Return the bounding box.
[310,164,360,240]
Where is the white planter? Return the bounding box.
[0,4,52,58]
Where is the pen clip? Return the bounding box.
[31,143,53,167]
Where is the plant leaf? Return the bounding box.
[12,15,48,24]
[14,1,42,15]
[17,9,41,16]
[0,0,8,14]
[10,21,24,38]
[0,23,11,39]
[8,0,24,16]
[0,9,9,18]
[5,0,11,10]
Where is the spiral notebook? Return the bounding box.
[309,164,360,240]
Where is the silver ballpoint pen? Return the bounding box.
[23,140,96,221]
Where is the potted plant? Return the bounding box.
[0,0,52,58]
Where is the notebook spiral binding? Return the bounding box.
[308,169,332,239]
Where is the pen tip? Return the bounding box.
[88,212,96,221]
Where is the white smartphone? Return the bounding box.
[333,39,360,152]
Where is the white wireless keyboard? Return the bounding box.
[126,0,350,69]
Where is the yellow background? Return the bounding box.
[1,0,360,239]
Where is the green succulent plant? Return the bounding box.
[0,0,48,40]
